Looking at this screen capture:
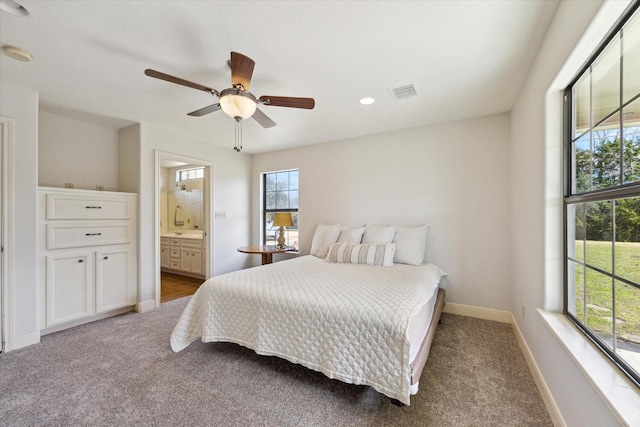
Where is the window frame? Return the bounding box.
[176,167,204,182]
[262,169,299,250]
[562,0,640,388]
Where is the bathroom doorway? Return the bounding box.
[155,151,213,305]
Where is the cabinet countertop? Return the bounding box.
[161,233,203,240]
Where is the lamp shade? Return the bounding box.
[273,212,294,227]
[219,88,257,119]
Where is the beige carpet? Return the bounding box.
[0,297,552,426]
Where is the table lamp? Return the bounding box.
[273,212,294,248]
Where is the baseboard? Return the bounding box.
[11,330,40,351]
[41,307,135,336]
[511,314,565,427]
[442,302,511,323]
[135,299,156,313]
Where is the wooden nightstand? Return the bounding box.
[237,245,295,265]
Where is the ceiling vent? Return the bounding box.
[390,83,417,101]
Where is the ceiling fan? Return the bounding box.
[145,52,315,151]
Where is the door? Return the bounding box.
[46,252,93,326]
[95,247,131,313]
[0,118,13,352]
[0,120,3,350]
[191,249,203,275]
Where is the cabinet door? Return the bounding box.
[180,248,203,273]
[190,249,203,275]
[180,248,192,272]
[161,246,171,268]
[46,252,93,326]
[96,248,132,313]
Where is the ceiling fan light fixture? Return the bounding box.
[219,88,257,120]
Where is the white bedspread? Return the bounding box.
[170,255,445,404]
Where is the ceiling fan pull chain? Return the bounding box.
[234,118,243,152]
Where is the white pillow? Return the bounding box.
[325,242,395,267]
[309,223,341,258]
[393,225,429,265]
[337,226,365,243]
[362,225,397,244]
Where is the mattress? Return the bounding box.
[408,284,439,364]
[171,255,446,404]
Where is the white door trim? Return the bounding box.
[1,117,15,352]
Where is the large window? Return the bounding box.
[564,3,640,387]
[263,169,299,250]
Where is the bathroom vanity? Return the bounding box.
[160,232,205,279]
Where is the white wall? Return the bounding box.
[39,111,119,191]
[0,83,40,349]
[252,113,511,311]
[510,0,635,425]
[133,124,252,305]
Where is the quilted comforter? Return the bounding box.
[170,255,444,404]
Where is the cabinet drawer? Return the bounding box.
[170,247,180,258]
[170,259,181,269]
[47,223,130,249]
[161,237,170,245]
[46,194,132,220]
[180,239,203,249]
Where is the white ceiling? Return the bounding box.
[0,0,560,154]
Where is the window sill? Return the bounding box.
[538,309,640,426]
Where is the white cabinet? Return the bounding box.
[38,187,137,331]
[160,239,171,269]
[180,248,203,275]
[46,251,93,325]
[160,236,205,278]
[95,247,132,313]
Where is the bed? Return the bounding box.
[171,225,446,405]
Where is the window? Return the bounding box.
[564,3,640,387]
[263,170,299,250]
[176,167,204,182]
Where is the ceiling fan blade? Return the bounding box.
[230,52,255,91]
[252,108,276,128]
[144,69,218,95]
[188,103,221,117]
[259,96,315,109]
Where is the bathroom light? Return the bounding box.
[359,97,375,105]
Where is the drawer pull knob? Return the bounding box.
[85,233,102,236]
[85,206,102,209]
[78,259,84,263]
[103,256,109,260]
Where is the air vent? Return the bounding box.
[390,84,417,100]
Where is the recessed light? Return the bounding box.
[359,97,375,105]
[0,0,30,16]
[2,45,32,62]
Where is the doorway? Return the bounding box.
[0,117,14,352]
[155,151,213,306]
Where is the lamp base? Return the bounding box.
[277,226,286,248]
